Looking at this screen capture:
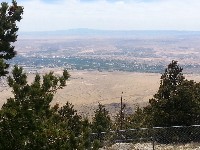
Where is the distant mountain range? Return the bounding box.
[19,28,200,39]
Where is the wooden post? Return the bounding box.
[120,92,123,130]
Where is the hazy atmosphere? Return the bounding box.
[6,0,200,32]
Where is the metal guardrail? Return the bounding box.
[90,125,200,150]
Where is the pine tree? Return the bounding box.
[91,103,112,149]
[128,61,200,128]
[0,66,70,149]
[92,103,112,133]
[0,0,23,76]
[153,60,184,100]
[145,60,200,127]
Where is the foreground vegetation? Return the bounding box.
[1,1,200,149]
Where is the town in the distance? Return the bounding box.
[11,29,200,74]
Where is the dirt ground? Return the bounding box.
[1,70,200,118]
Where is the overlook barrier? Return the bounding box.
[90,125,200,150]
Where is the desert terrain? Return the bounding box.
[1,70,200,119]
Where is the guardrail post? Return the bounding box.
[152,138,155,150]
[152,127,155,150]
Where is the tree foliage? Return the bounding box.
[0,0,23,76]
[92,103,112,133]
[0,66,123,149]
[153,60,185,100]
[130,60,200,127]
[0,66,98,149]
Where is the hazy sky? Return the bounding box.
[3,0,200,31]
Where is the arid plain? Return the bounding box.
[1,69,200,119]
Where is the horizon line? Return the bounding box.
[19,28,200,33]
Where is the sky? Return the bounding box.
[2,0,200,32]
